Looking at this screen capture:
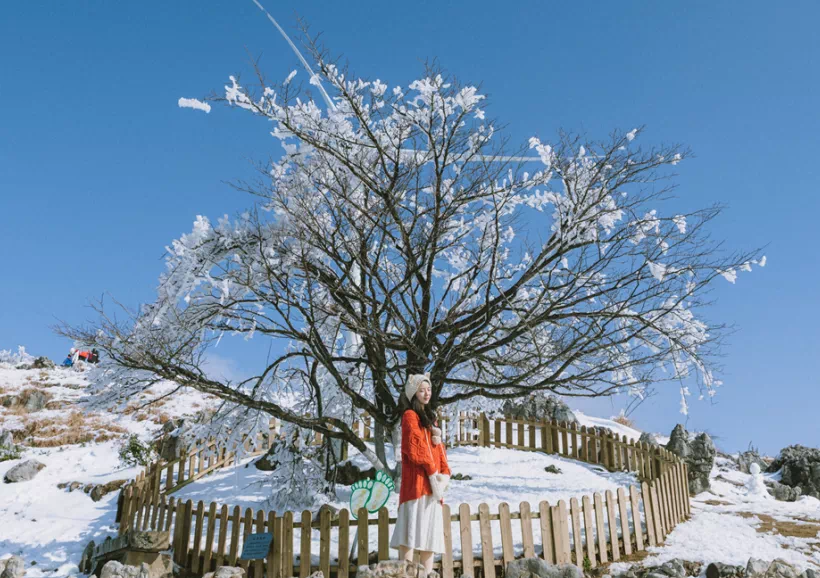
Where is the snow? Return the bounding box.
[2,362,819,574]
[177,98,211,113]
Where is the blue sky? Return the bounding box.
[1,2,817,454]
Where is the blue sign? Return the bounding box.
[239,532,273,560]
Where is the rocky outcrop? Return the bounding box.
[666,424,715,495]
[31,356,55,369]
[3,459,45,483]
[500,393,577,424]
[504,558,583,578]
[736,450,767,474]
[746,558,801,578]
[639,432,660,447]
[1,388,51,412]
[767,445,820,499]
[765,480,802,502]
[612,559,702,578]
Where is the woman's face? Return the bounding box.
[414,380,432,405]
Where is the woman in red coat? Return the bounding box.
[390,373,451,575]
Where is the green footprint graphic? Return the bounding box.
[350,470,395,517]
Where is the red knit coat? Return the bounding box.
[399,409,451,505]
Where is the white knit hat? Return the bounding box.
[405,372,431,402]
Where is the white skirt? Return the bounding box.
[390,495,446,553]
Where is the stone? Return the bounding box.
[202,567,246,578]
[32,356,55,369]
[0,430,13,448]
[666,424,715,495]
[451,473,472,481]
[0,430,19,462]
[0,556,25,578]
[504,558,584,578]
[802,570,817,578]
[765,480,802,502]
[126,530,171,551]
[80,540,96,574]
[737,450,767,474]
[767,445,820,499]
[639,432,660,447]
[500,393,578,424]
[157,431,185,462]
[90,479,127,502]
[706,562,745,578]
[747,559,770,577]
[657,559,686,578]
[100,561,150,578]
[544,465,562,474]
[325,460,377,486]
[766,559,800,578]
[3,459,46,483]
[356,560,432,578]
[23,390,49,412]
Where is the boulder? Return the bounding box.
[736,450,767,474]
[90,479,128,502]
[0,430,19,462]
[501,393,577,424]
[802,570,817,578]
[23,390,49,412]
[504,558,584,578]
[666,424,715,495]
[765,480,802,502]
[157,431,185,462]
[3,459,46,483]
[747,559,771,577]
[706,562,745,578]
[0,430,13,448]
[325,460,377,486]
[202,567,246,578]
[0,556,25,578]
[32,356,55,369]
[766,560,800,578]
[639,432,660,447]
[100,561,150,578]
[126,530,171,551]
[355,560,435,578]
[767,445,820,499]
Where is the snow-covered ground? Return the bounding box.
[1,359,818,576]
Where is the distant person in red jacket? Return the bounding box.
[390,373,451,575]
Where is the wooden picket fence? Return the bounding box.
[116,413,691,578]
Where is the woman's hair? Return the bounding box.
[396,387,437,429]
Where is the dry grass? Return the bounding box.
[612,414,635,428]
[19,410,128,447]
[737,512,820,539]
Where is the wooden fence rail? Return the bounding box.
[117,413,690,578]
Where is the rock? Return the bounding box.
[766,560,800,578]
[80,540,95,574]
[737,450,767,474]
[126,530,171,551]
[656,559,687,578]
[3,459,46,483]
[544,465,562,474]
[666,424,715,495]
[70,481,83,492]
[500,393,578,424]
[504,558,584,578]
[0,430,19,462]
[0,430,13,448]
[0,556,25,578]
[23,390,49,412]
[765,480,802,502]
[325,460,377,485]
[356,560,435,578]
[451,473,472,481]
[100,561,150,578]
[802,570,817,578]
[157,431,185,462]
[90,479,128,502]
[202,567,246,578]
[747,559,771,577]
[32,356,55,369]
[767,445,820,499]
[706,562,745,578]
[639,432,660,447]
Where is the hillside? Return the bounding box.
[0,352,818,577]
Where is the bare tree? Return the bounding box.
[60,49,764,490]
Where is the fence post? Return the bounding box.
[480,413,490,447]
